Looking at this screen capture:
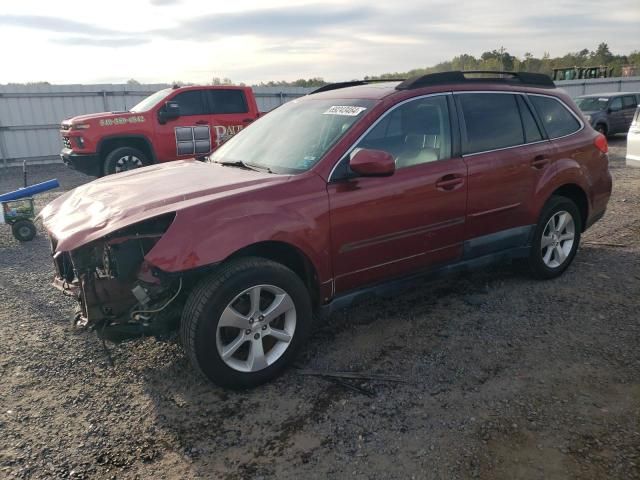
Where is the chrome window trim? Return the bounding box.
[454,91,584,156]
[525,92,585,139]
[327,92,451,182]
[328,90,585,178]
[462,138,549,158]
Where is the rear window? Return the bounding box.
[529,96,581,139]
[458,93,524,154]
[206,90,248,114]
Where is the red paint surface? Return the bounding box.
[44,81,612,302]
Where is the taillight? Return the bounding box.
[594,134,608,154]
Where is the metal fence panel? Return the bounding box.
[555,76,640,98]
[3,78,639,168]
[0,83,313,167]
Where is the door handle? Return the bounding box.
[195,120,209,125]
[435,174,464,191]
[531,155,550,169]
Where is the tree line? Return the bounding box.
[255,43,640,87]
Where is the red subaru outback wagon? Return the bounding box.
[41,71,612,388]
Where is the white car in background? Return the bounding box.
[627,106,640,167]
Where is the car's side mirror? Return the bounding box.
[349,148,395,177]
[158,101,180,124]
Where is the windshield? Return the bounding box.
[130,88,172,112]
[210,98,375,174]
[575,97,609,112]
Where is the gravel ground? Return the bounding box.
[1,138,639,480]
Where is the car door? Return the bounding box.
[621,95,639,131]
[327,94,468,294]
[204,89,255,149]
[154,89,212,162]
[456,92,550,252]
[607,97,625,134]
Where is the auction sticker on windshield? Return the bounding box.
[323,106,367,116]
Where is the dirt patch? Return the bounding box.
[1,138,639,479]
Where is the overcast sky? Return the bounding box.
[1,0,638,85]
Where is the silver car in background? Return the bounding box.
[627,106,640,168]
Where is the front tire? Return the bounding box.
[103,146,148,175]
[527,196,582,279]
[180,257,313,389]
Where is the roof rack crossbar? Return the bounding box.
[309,78,406,95]
[396,70,555,90]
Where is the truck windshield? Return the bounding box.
[210,98,375,174]
[575,97,609,112]
[130,88,172,112]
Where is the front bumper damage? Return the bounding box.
[49,214,184,342]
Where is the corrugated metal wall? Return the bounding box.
[2,78,639,168]
[555,76,640,97]
[0,84,313,168]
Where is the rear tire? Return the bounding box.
[180,257,313,389]
[103,146,149,175]
[11,220,36,242]
[527,196,581,279]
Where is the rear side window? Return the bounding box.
[458,93,524,154]
[622,96,638,109]
[172,90,205,116]
[609,97,622,110]
[206,90,249,114]
[529,96,581,139]
[516,96,543,143]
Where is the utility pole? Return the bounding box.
[499,46,505,71]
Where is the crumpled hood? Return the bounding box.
[40,160,286,252]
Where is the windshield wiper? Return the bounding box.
[216,160,259,171]
[216,160,273,174]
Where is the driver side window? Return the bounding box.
[357,95,452,169]
[171,90,205,116]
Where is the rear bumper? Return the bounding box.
[60,148,101,177]
[627,129,640,167]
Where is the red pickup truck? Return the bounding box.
[60,85,260,176]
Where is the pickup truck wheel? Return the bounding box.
[180,257,313,389]
[103,147,148,175]
[527,196,581,279]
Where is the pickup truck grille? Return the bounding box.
[62,136,72,149]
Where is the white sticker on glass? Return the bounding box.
[323,106,367,116]
[598,98,609,102]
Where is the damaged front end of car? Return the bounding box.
[51,213,184,342]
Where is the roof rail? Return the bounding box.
[396,71,555,90]
[309,79,406,95]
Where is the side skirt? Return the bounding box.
[319,225,534,318]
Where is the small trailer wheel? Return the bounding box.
[12,219,37,242]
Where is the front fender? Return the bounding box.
[144,174,332,282]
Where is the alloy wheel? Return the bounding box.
[216,284,296,373]
[541,210,575,268]
[115,155,143,172]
